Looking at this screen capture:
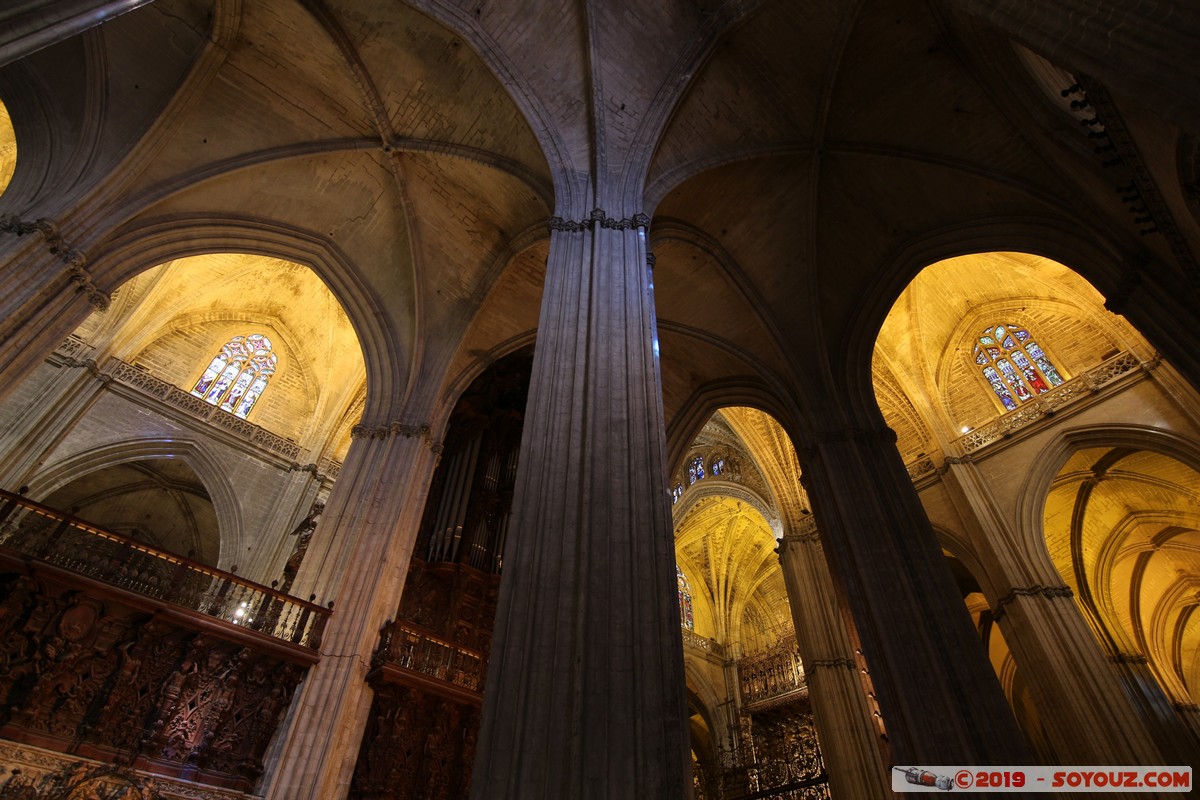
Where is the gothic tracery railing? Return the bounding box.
[682,625,726,657]
[954,351,1142,454]
[54,338,344,476]
[904,351,1145,479]
[107,358,304,460]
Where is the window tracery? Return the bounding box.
[191,334,277,419]
[710,457,725,477]
[671,483,684,504]
[973,323,1063,411]
[687,456,705,485]
[677,566,694,630]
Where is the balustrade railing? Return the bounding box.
[682,625,726,657]
[954,351,1142,454]
[0,489,331,648]
[902,352,1146,478]
[373,620,486,694]
[106,359,306,460]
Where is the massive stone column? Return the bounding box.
[799,423,1030,765]
[938,458,1168,765]
[263,421,441,800]
[469,211,690,799]
[0,0,157,67]
[777,519,891,799]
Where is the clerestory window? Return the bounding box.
[687,455,705,485]
[973,323,1064,411]
[191,333,277,419]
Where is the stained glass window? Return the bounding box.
[687,456,706,485]
[671,483,684,504]
[972,324,1063,411]
[677,565,695,630]
[191,334,277,419]
[711,457,725,477]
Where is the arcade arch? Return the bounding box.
[874,250,1200,762]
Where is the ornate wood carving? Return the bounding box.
[0,565,309,793]
[349,559,499,799]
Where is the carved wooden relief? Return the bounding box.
[349,559,498,799]
[0,566,310,793]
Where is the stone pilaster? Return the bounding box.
[939,458,1171,766]
[0,221,106,406]
[777,521,892,799]
[799,425,1030,764]
[469,211,690,799]
[262,423,441,800]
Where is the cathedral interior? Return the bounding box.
[0,1,1199,798]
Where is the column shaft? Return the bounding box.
[0,239,103,407]
[263,427,440,800]
[777,525,891,799]
[470,217,689,799]
[940,459,1170,765]
[801,427,1029,764]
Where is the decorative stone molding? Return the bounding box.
[318,456,342,480]
[0,214,108,310]
[293,460,340,482]
[54,334,89,360]
[59,355,107,382]
[992,584,1074,622]
[779,516,820,549]
[956,352,1141,453]
[906,454,937,480]
[546,208,651,232]
[934,454,973,476]
[106,358,303,460]
[680,626,725,657]
[350,420,442,453]
[646,251,656,269]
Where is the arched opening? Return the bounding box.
[873,250,1200,761]
[672,407,831,799]
[40,458,219,565]
[1044,446,1200,712]
[873,251,1149,466]
[686,692,720,800]
[348,348,532,800]
[945,549,1053,760]
[0,252,366,586]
